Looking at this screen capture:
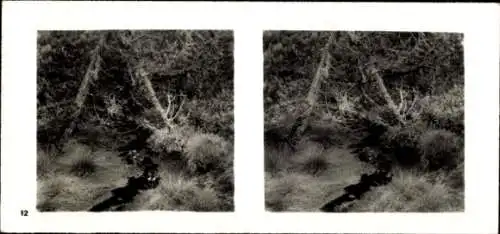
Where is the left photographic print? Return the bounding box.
[36,30,234,212]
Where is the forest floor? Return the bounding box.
[37,130,234,212]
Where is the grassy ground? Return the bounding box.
[37,142,133,211]
[266,142,373,211]
[37,129,234,212]
[265,139,464,212]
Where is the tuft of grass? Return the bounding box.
[265,140,294,174]
[184,133,231,175]
[126,172,229,211]
[57,142,131,180]
[58,142,98,178]
[290,142,330,176]
[37,145,61,178]
[299,154,331,176]
[266,138,335,176]
[350,169,463,212]
[70,157,97,177]
[61,139,93,156]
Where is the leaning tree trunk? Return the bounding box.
[135,66,171,129]
[306,33,334,107]
[287,32,335,145]
[117,31,185,133]
[59,34,106,145]
[129,64,185,133]
[366,66,406,125]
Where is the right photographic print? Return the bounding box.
[264,31,464,212]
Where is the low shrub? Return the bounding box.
[419,129,462,171]
[421,85,464,134]
[290,142,329,176]
[184,133,231,175]
[381,126,423,168]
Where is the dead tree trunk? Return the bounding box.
[366,66,406,125]
[59,34,106,145]
[129,65,185,133]
[136,66,171,128]
[306,33,334,107]
[116,31,185,133]
[287,33,335,146]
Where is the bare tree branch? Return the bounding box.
[170,96,186,120]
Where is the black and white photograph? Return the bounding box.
[264,31,465,212]
[36,30,234,212]
[2,2,498,233]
